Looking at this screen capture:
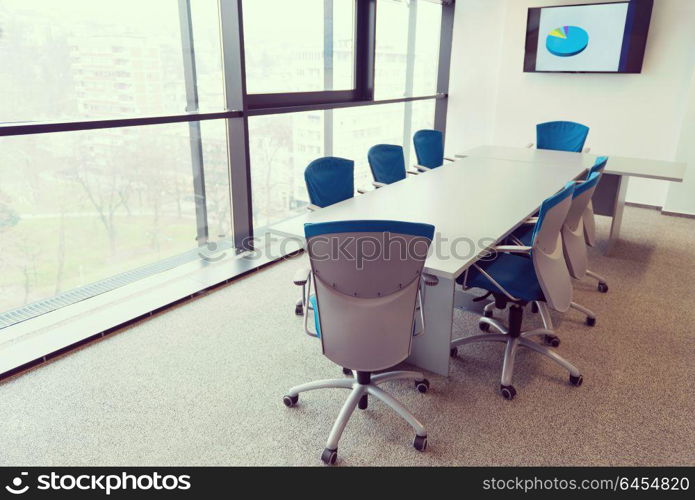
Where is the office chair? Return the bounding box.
[450,182,583,400]
[529,121,591,153]
[295,157,356,316]
[367,144,420,187]
[285,220,437,464]
[581,157,610,292]
[507,172,603,329]
[304,156,355,210]
[413,129,455,171]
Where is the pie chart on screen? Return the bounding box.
[546,25,589,57]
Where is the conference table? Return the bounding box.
[461,146,686,254]
[270,154,589,376]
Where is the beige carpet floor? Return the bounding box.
[0,206,693,466]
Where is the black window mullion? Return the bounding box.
[220,0,254,251]
[434,0,455,139]
[355,0,376,101]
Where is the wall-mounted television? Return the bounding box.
[523,0,653,73]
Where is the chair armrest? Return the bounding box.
[526,142,534,149]
[422,273,439,286]
[306,204,321,212]
[583,147,591,153]
[293,267,311,286]
[356,187,368,194]
[406,168,420,175]
[372,181,387,188]
[414,164,431,172]
[494,245,532,254]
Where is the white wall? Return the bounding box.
[446,0,695,209]
[664,64,695,215]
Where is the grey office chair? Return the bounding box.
[285,220,437,464]
[508,171,603,328]
[582,156,609,293]
[450,182,583,400]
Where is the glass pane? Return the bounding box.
[0,121,230,315]
[412,1,442,96]
[374,0,442,99]
[333,103,406,189]
[408,98,437,164]
[201,120,232,240]
[248,112,325,229]
[242,0,355,94]
[0,0,224,122]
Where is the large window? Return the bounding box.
[0,0,452,338]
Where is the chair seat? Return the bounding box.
[457,253,545,302]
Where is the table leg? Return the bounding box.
[591,173,628,255]
[407,275,455,377]
[606,175,628,255]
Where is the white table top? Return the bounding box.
[463,145,685,182]
[269,157,587,279]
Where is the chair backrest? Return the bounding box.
[304,157,354,208]
[305,220,434,372]
[536,121,590,152]
[530,182,576,312]
[563,172,602,279]
[413,129,444,169]
[368,144,407,185]
[583,156,608,246]
[588,155,608,177]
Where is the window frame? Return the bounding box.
[243,0,376,110]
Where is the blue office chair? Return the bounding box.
[581,156,609,292]
[413,129,455,170]
[508,171,603,329]
[286,220,437,465]
[450,182,583,400]
[367,144,421,187]
[304,156,355,209]
[532,121,590,153]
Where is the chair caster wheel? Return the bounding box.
[543,334,560,347]
[569,374,583,387]
[415,379,430,393]
[321,448,337,465]
[413,435,428,452]
[295,304,303,316]
[598,282,608,293]
[283,394,298,407]
[531,302,539,313]
[500,385,516,400]
[342,367,352,376]
[586,317,596,327]
[479,321,490,332]
[358,394,368,410]
[450,347,458,358]
[484,309,493,318]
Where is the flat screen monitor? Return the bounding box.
[524,0,653,73]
